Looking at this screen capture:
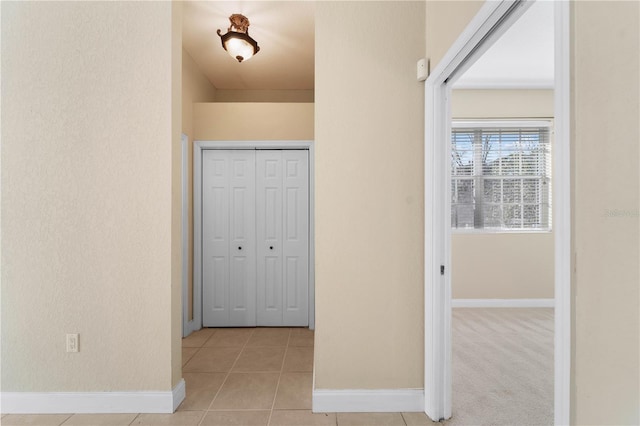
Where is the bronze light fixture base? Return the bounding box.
[217,14,260,63]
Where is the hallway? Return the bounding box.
[178,327,430,425]
[181,327,314,421]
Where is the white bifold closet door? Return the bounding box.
[202,150,257,327]
[202,149,309,327]
[256,150,309,326]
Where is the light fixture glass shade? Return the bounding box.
[217,14,260,63]
[219,32,259,62]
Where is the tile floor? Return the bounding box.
[1,327,434,426]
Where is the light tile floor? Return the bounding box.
[1,327,433,426]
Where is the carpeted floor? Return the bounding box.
[444,308,554,426]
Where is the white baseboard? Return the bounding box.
[452,298,555,308]
[1,379,186,414]
[172,379,186,412]
[312,389,424,413]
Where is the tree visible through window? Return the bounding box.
[451,122,552,230]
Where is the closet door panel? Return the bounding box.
[282,150,309,326]
[256,151,284,326]
[256,150,309,326]
[202,150,256,327]
[228,154,257,326]
[202,152,230,326]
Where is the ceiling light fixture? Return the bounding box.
[217,14,260,63]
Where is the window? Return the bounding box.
[451,121,552,231]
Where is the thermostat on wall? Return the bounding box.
[417,58,429,81]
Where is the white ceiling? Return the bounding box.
[454,1,555,89]
[182,1,554,92]
[182,1,315,90]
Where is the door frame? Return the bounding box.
[181,133,197,337]
[193,140,316,330]
[423,0,571,424]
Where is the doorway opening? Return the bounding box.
[185,141,316,412]
[424,1,570,424]
[447,1,555,421]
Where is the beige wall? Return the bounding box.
[215,90,314,103]
[171,1,183,388]
[572,2,639,424]
[182,48,217,140]
[451,233,554,299]
[1,1,176,391]
[452,89,554,119]
[314,1,425,389]
[194,103,314,140]
[425,1,483,69]
[451,89,554,300]
[182,47,217,321]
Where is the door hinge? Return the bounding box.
[440,265,445,275]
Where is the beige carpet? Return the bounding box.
[444,308,554,426]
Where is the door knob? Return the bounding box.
[269,246,274,250]
[238,246,242,250]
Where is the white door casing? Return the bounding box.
[181,134,193,337]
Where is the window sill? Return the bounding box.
[452,228,552,235]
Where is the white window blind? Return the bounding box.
[451,121,552,231]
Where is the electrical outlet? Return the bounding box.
[66,334,79,353]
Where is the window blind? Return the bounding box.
[451,123,552,230]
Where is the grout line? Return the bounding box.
[182,346,204,368]
[266,328,292,426]
[199,328,256,425]
[181,331,212,373]
[200,328,219,347]
[128,413,142,425]
[207,408,274,412]
[181,329,215,367]
[57,414,74,426]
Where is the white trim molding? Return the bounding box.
[0,379,185,414]
[172,379,186,412]
[312,389,424,413]
[452,299,555,308]
[553,1,572,424]
[181,133,193,338]
[452,119,553,129]
[452,78,554,90]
